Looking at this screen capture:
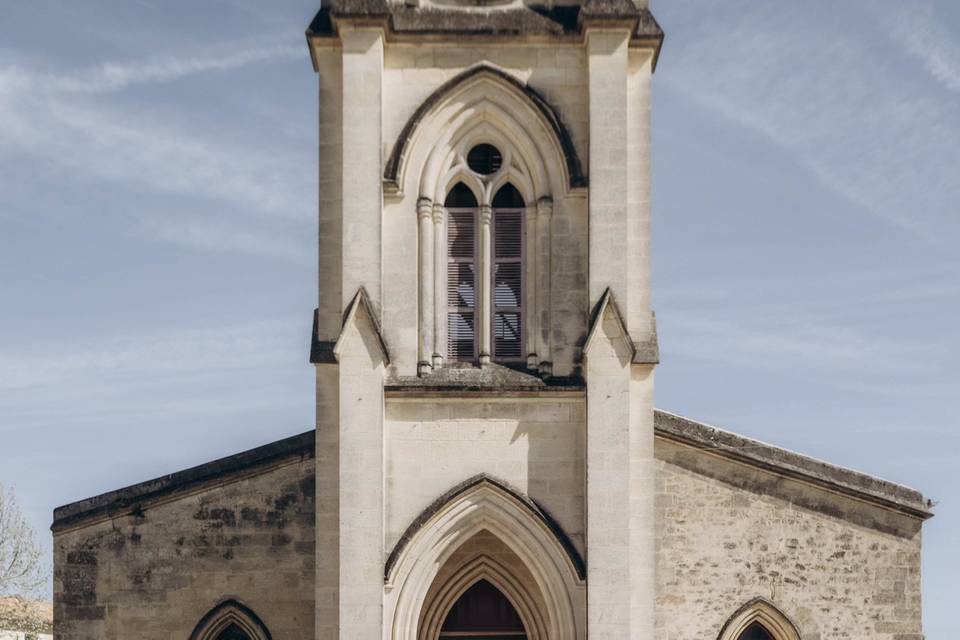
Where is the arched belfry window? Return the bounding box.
[439,579,528,640]
[399,66,578,378]
[442,167,525,365]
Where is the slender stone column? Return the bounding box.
[536,197,553,375]
[417,197,434,375]
[525,203,538,370]
[432,203,445,368]
[478,203,492,364]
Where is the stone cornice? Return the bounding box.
[306,2,664,68]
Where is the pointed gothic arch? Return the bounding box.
[385,475,585,640]
[403,65,569,372]
[420,555,546,640]
[188,600,272,640]
[717,598,802,640]
[384,63,585,195]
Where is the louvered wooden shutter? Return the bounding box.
[447,209,477,361]
[492,209,523,361]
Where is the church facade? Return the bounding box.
[52,1,933,639]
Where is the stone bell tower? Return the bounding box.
[307,0,663,637]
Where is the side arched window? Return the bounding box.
[189,600,272,640]
[717,598,801,640]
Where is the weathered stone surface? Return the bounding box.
[655,436,924,640]
[655,410,932,519]
[53,453,315,640]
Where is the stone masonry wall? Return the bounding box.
[53,459,315,640]
[654,438,924,640]
[385,397,586,556]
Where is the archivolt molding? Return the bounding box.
[418,555,548,640]
[717,598,802,640]
[384,475,585,640]
[385,63,585,198]
[188,599,272,640]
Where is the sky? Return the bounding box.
[0,0,957,635]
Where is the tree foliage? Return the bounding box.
[0,484,48,597]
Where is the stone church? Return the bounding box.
[52,1,933,638]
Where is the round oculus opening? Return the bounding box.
[466,144,503,175]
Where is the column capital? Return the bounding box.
[431,202,445,224]
[479,204,492,224]
[417,197,434,220]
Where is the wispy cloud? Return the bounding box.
[664,312,918,373]
[0,35,313,261]
[657,0,960,239]
[136,213,314,265]
[879,3,960,94]
[52,43,303,94]
[0,319,303,392]
[658,262,959,392]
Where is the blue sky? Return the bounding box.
[1,0,957,635]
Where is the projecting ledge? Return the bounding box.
[385,363,583,397]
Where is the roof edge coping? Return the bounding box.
[52,430,316,533]
[654,409,933,520]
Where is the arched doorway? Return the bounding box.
[439,579,528,640]
[386,476,585,640]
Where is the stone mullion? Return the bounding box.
[478,203,493,364]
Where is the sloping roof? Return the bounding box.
[655,409,933,520]
[0,596,53,635]
[52,430,315,533]
[53,408,932,533]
